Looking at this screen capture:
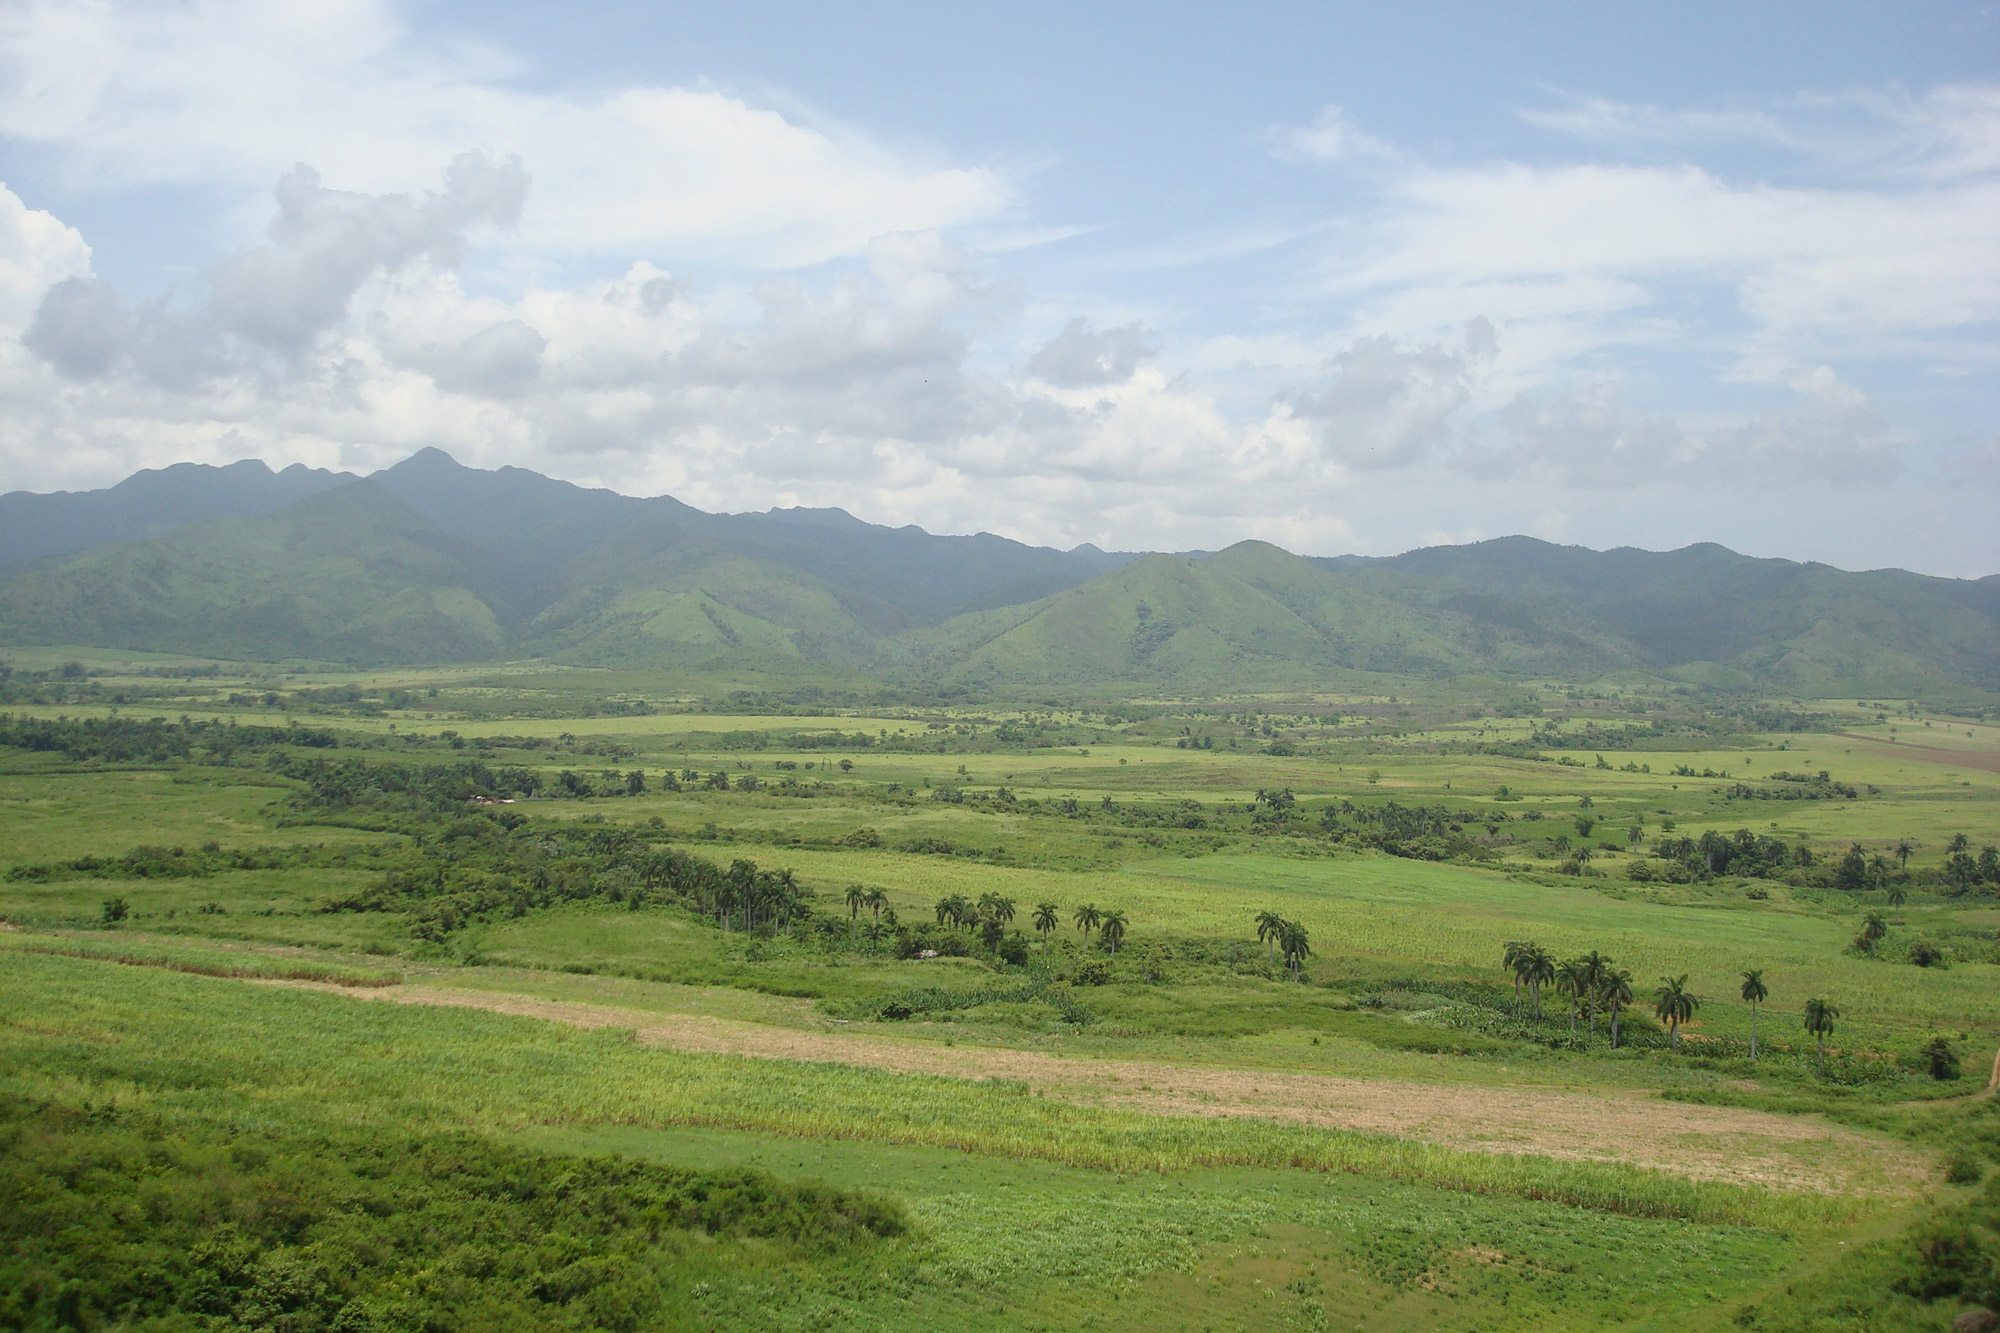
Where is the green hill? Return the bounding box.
[0,483,506,664]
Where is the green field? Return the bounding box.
[4,660,2000,1331]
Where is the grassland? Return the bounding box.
[4,657,1999,1330]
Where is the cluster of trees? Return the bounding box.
[1501,946,1857,1075]
[0,712,338,764]
[1723,770,1859,801]
[1501,942,1640,1045]
[1644,828,1810,882]
[1317,799,1488,862]
[318,816,812,944]
[1253,911,1313,981]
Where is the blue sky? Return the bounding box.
[0,1,1995,573]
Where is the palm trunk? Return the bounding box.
[1611,1006,1621,1048]
[1749,1006,1758,1061]
[1817,1034,1825,1076]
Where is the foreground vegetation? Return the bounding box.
[4,653,1999,1329]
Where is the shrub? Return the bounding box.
[99,897,128,924]
[1925,1037,1963,1081]
[1910,941,1946,967]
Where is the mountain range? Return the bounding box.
[2,450,1995,697]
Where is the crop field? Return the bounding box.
[5,660,2000,1330]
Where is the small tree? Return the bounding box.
[1740,969,1768,1060]
[1802,997,1839,1076]
[1922,1036,1961,1081]
[1099,910,1128,954]
[1653,975,1699,1050]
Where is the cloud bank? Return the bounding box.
[0,1,1994,572]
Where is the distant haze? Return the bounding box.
[0,3,1994,575]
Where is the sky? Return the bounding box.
[0,2,1995,575]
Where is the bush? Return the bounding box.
[1910,941,1946,967]
[1070,960,1113,986]
[1892,1225,1991,1300]
[99,896,128,924]
[1946,1154,1984,1185]
[1925,1037,1964,1081]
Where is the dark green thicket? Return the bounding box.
[0,1094,906,1333]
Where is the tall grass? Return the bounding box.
[0,952,1851,1234]
[0,931,399,986]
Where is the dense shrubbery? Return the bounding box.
[0,1094,906,1333]
[0,712,337,763]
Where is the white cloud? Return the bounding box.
[1266,105,1394,164]
[0,0,1009,268]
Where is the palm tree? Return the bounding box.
[1894,838,1915,869]
[979,893,1017,930]
[1099,910,1128,954]
[1886,882,1907,908]
[1501,940,1533,1007]
[1861,912,1888,945]
[1074,903,1102,941]
[847,885,868,935]
[1740,969,1768,1061]
[1576,951,1609,1038]
[1600,968,1635,1048]
[1260,911,1289,964]
[1280,919,1312,982]
[935,896,955,928]
[1802,997,1839,1076]
[1524,945,1556,1020]
[1653,975,1699,1051]
[864,888,888,928]
[1555,958,1586,1032]
[1033,902,1061,953]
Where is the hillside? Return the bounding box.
[0,453,1995,695]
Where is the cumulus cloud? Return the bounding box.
[208,152,526,353]
[1290,319,1495,469]
[1471,366,1900,487]
[1023,318,1156,387]
[21,152,527,385]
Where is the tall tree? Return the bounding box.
[1033,902,1061,953]
[847,885,868,935]
[1575,952,1609,1038]
[1803,998,1839,1076]
[1074,903,1102,941]
[1280,919,1312,983]
[1099,910,1128,954]
[1653,975,1699,1051]
[1600,968,1635,1048]
[1525,945,1556,1020]
[1261,911,1290,965]
[1501,940,1532,1007]
[1894,838,1914,869]
[864,888,888,928]
[1740,969,1768,1061]
[1555,958,1586,1032]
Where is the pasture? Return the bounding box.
[4,663,2000,1330]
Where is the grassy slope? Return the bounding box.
[0,483,507,664]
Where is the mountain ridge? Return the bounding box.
[1,452,1994,696]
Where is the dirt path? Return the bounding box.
[262,979,1927,1196]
